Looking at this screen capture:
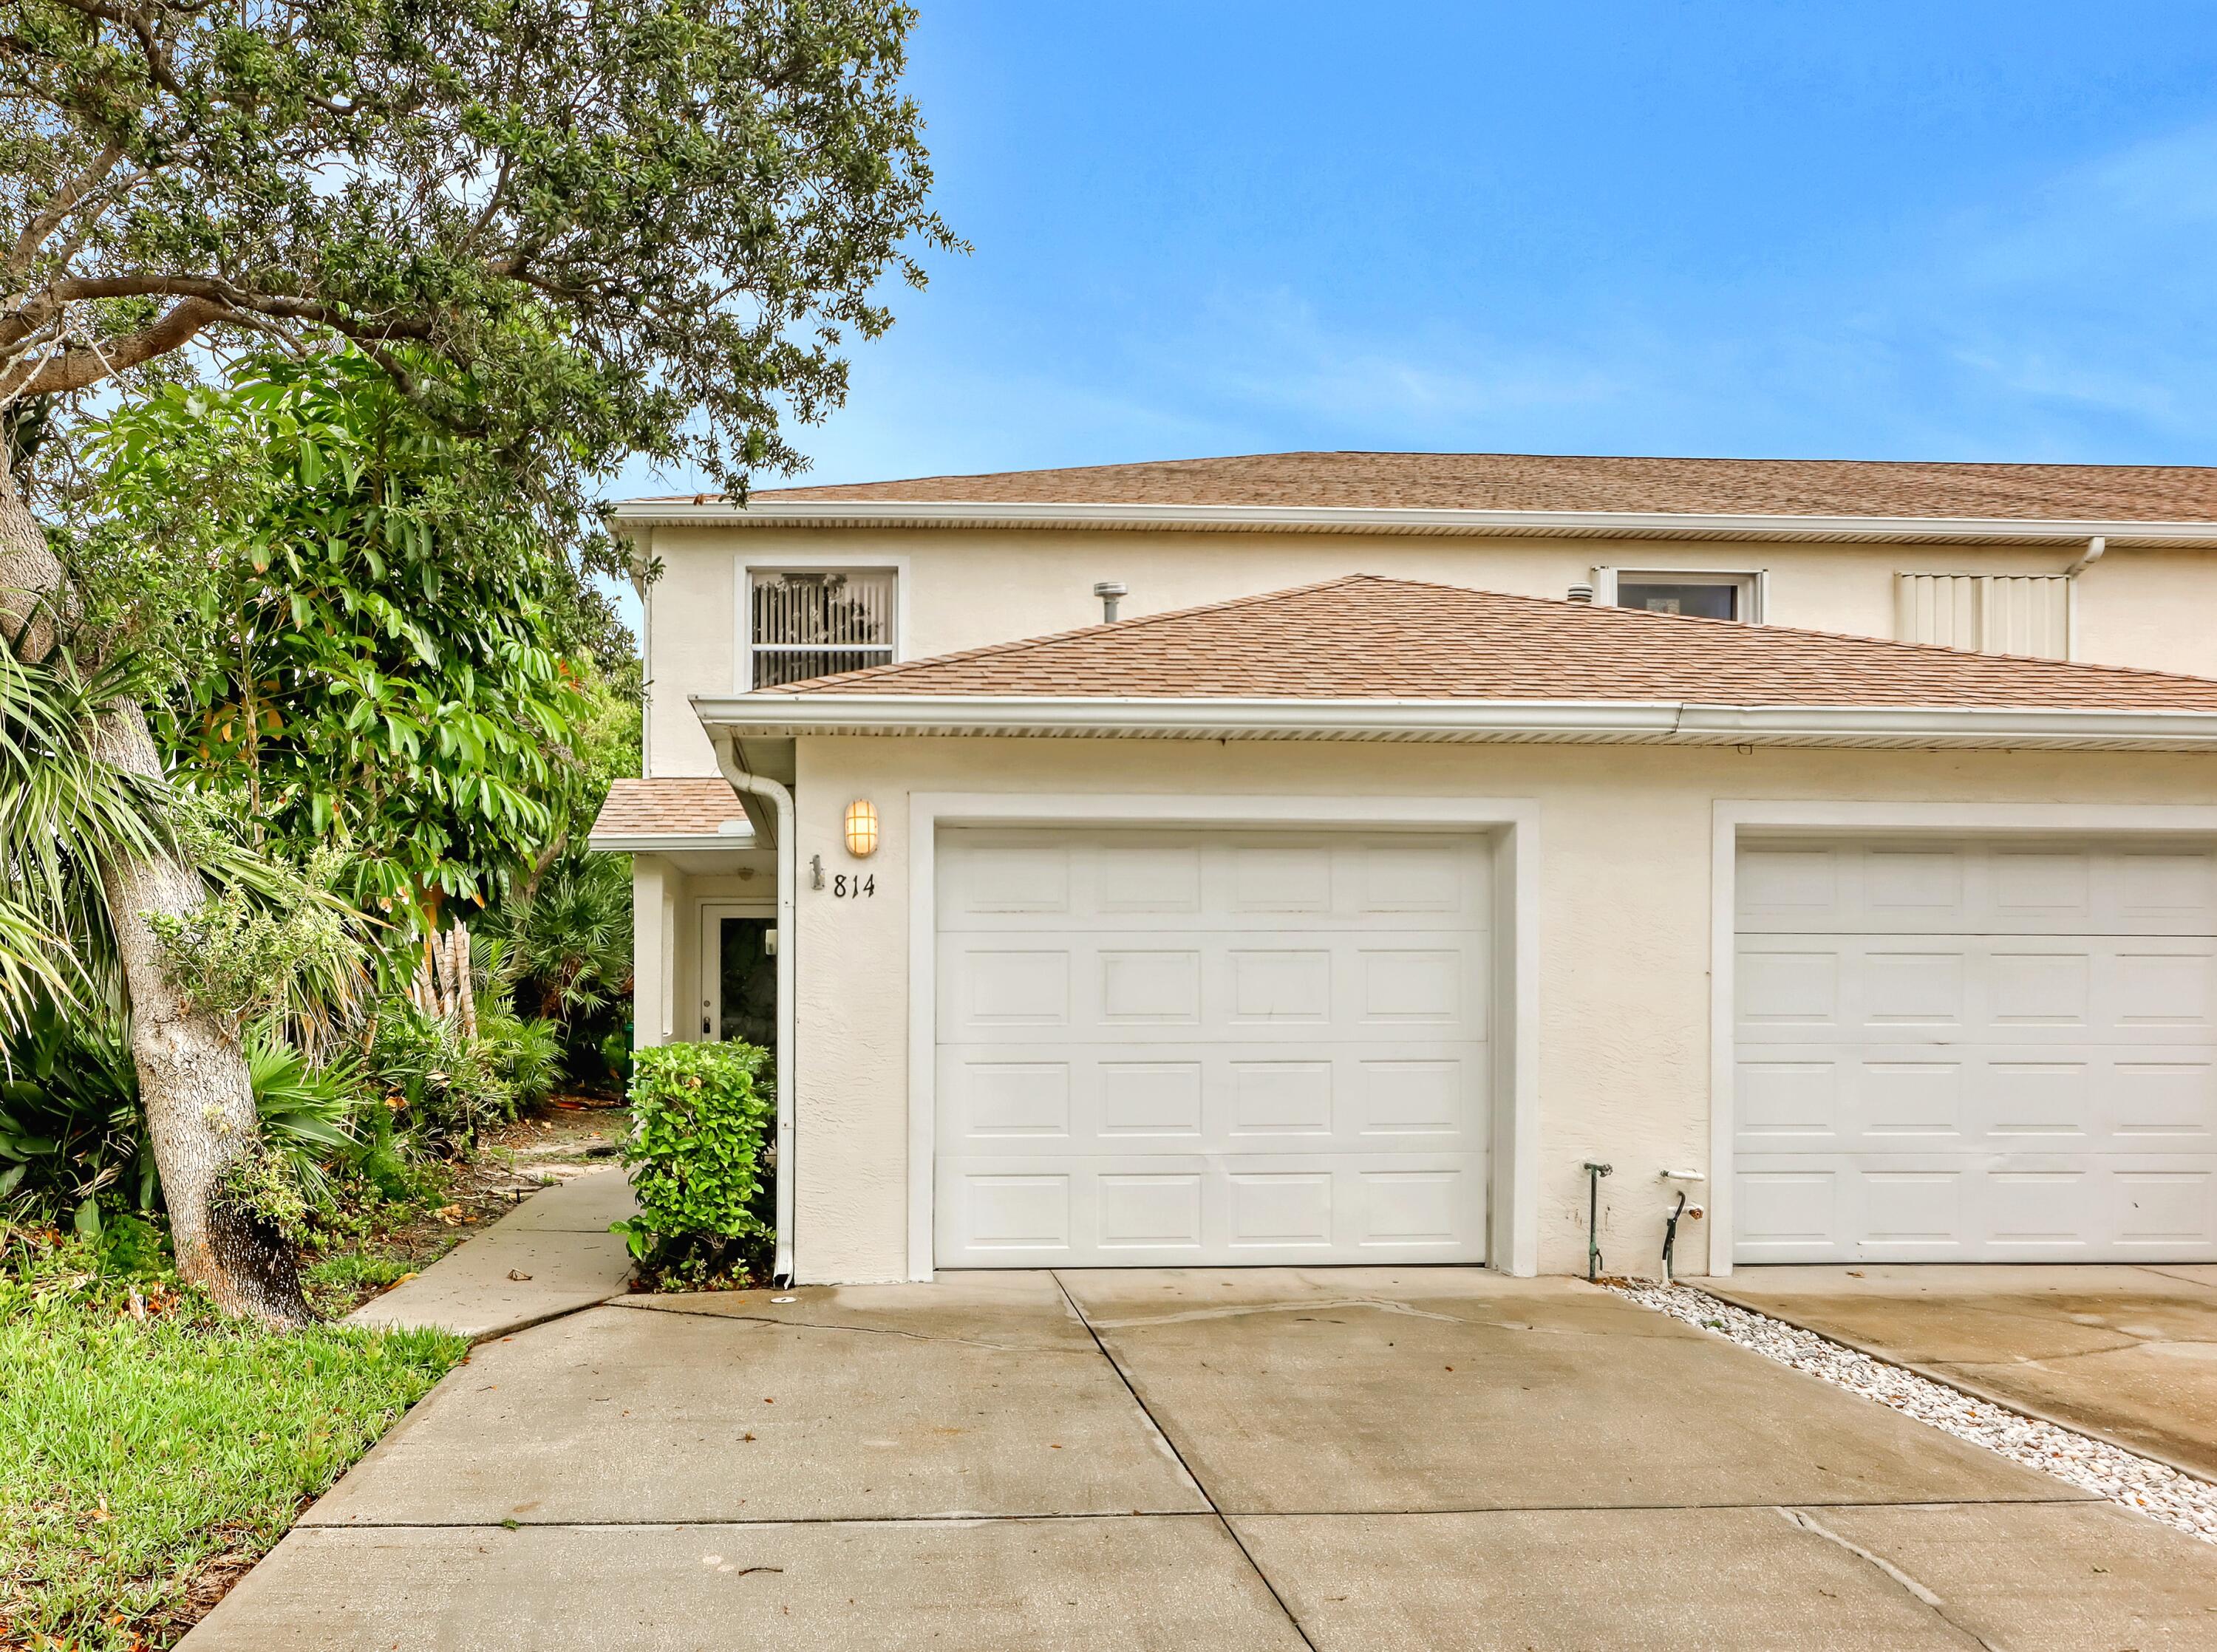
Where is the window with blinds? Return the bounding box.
[1896,573,2070,661]
[749,569,897,687]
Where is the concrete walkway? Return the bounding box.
[1709,1263,2217,1483]
[188,1266,2217,1649]
[346,1167,637,1341]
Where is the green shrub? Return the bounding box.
[363,1000,515,1146]
[616,1041,774,1287]
[1,1005,364,1231]
[242,1029,367,1206]
[598,1023,634,1089]
[475,1006,563,1109]
[0,1003,149,1228]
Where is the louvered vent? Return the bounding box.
[1896,573,2069,661]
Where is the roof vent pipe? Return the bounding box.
[1565,583,1596,604]
[1092,580,1128,622]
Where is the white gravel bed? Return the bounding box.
[1608,1277,2217,1546]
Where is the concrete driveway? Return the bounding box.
[185,1268,2217,1651]
[1708,1263,2217,1481]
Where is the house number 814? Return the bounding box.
[832,873,876,898]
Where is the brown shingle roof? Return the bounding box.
[590,777,746,840]
[763,576,2217,712]
[723,451,2217,523]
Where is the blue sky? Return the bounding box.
[616,1,2217,505]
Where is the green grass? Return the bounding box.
[0,1285,463,1649]
[299,1248,421,1319]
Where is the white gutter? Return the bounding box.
[616,496,2217,547]
[692,692,2217,751]
[709,737,798,1286]
[585,830,755,855]
[2066,535,2108,576]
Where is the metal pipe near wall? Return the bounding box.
[1658,1170,1706,1284]
[1581,1161,1612,1280]
[713,736,799,1286]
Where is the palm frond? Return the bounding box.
[0,649,175,1029]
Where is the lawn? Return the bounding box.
[0,1268,463,1650]
[0,1093,621,1647]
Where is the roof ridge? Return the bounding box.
[739,451,2217,500]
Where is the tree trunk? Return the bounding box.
[0,446,309,1323]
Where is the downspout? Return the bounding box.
[633,528,655,778]
[2063,536,2105,661]
[712,734,798,1287]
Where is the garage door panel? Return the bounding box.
[1737,839,2217,936]
[940,944,1075,1031]
[1737,1153,2217,1263]
[1737,838,2217,1264]
[937,829,1491,1267]
[938,832,1490,934]
[2115,1169,2217,1250]
[1737,1043,2217,1153]
[1737,935,2217,1046]
[934,1152,1487,1266]
[939,1042,1489,1157]
[940,932,1490,1043]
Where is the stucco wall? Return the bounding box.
[636,525,2217,776]
[783,735,2217,1284]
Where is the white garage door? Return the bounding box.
[1735,838,2217,1263]
[934,828,1492,1267]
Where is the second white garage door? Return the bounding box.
[1735,837,2217,1263]
[934,828,1493,1267]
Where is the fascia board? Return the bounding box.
[616,497,2217,546]
[689,693,2217,749]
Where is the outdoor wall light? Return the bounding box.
[843,798,880,859]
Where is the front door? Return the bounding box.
[700,905,777,1048]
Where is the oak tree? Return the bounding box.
[0,0,950,1317]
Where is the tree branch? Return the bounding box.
[0,297,221,398]
[39,0,187,96]
[1,273,439,361]
[6,143,126,281]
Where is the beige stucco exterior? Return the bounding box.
[638,523,2217,777]
[606,506,2217,1282]
[771,734,2216,1284]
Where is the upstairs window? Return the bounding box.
[1607,570,1761,623]
[749,569,897,688]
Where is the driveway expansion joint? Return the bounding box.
[1050,1270,1322,1652]
[604,1298,1094,1353]
[303,1494,2099,1535]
